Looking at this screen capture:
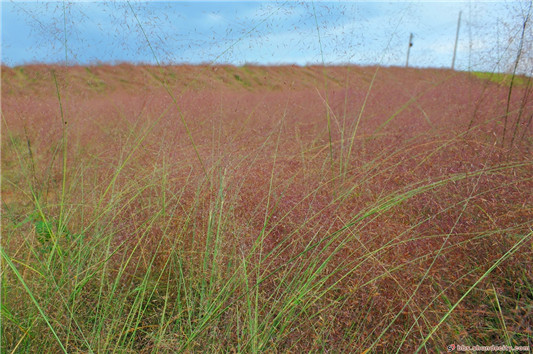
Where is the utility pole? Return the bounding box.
[406,33,413,67]
[452,11,462,70]
[497,17,500,72]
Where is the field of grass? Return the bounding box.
[472,71,531,88]
[1,64,532,352]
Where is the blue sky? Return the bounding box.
[0,1,528,72]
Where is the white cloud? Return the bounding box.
[205,12,223,23]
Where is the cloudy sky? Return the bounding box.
[1,1,528,72]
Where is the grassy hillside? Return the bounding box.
[1,64,532,352]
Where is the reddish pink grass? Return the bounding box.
[2,64,532,351]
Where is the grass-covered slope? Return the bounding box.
[1,64,532,352]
